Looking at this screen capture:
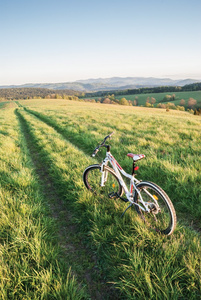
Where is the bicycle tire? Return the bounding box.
[83,164,123,200]
[134,181,176,235]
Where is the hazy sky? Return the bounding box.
[1,0,201,85]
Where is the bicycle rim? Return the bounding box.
[135,182,176,235]
[84,165,122,200]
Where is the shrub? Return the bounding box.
[176,105,185,111]
[157,103,166,109]
[119,98,129,105]
[194,108,201,115]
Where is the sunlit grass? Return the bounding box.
[14,101,201,299]
[0,107,86,299]
[20,99,201,223]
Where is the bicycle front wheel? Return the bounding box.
[134,181,176,235]
[83,164,123,200]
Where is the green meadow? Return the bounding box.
[0,99,201,299]
[113,90,201,107]
[117,91,201,105]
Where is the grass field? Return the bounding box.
[115,90,201,105]
[0,101,17,109]
[0,99,201,299]
[92,90,201,107]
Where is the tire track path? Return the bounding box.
[15,108,118,300]
[23,107,96,157]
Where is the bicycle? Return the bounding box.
[83,132,177,235]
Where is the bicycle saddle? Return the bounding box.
[127,153,145,162]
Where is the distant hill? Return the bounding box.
[1,77,200,92]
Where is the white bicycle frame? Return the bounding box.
[100,151,159,213]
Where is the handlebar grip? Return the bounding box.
[92,132,114,157]
[103,132,114,144]
[91,148,99,157]
[109,131,114,138]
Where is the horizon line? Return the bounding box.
[1,75,201,87]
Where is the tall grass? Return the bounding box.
[0,107,86,299]
[15,101,201,299]
[21,100,201,226]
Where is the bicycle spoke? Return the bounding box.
[83,165,123,200]
[134,181,176,235]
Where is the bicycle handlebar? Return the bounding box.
[102,131,114,144]
[91,132,114,157]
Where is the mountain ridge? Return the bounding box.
[1,77,200,92]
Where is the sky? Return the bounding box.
[0,0,201,85]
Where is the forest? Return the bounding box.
[0,82,201,101]
[84,82,201,97]
[0,87,81,100]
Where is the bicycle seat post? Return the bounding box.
[132,161,136,176]
[132,160,139,176]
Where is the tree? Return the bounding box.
[166,102,176,110]
[157,103,166,109]
[162,94,175,102]
[119,98,129,105]
[133,97,138,106]
[145,102,152,107]
[194,108,201,115]
[102,97,111,104]
[188,98,197,108]
[176,105,185,111]
[180,99,185,106]
[109,94,115,101]
[163,95,172,102]
[151,97,156,105]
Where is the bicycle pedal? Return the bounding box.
[108,192,118,199]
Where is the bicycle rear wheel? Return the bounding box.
[134,181,176,235]
[83,164,123,200]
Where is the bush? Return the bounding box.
[194,108,201,115]
[176,106,185,111]
[166,102,176,110]
[187,109,194,114]
[119,98,129,105]
[145,102,153,107]
[157,103,166,109]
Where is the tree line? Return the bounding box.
[84,82,201,98]
[0,88,81,100]
[0,84,200,112]
[1,82,200,101]
[82,93,201,113]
